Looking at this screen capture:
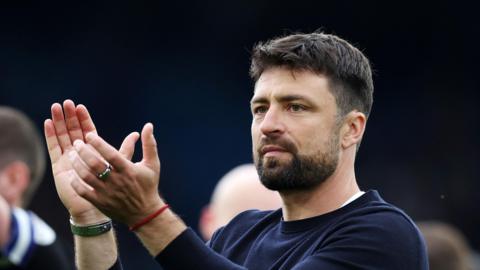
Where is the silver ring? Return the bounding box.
[97,164,112,180]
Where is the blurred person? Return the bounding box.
[0,107,73,269]
[45,32,428,269]
[418,221,478,270]
[199,164,281,240]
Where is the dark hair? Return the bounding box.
[250,32,374,119]
[0,107,46,206]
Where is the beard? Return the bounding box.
[254,131,340,192]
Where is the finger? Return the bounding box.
[119,132,140,160]
[73,140,109,176]
[70,178,101,207]
[68,149,106,191]
[63,100,84,142]
[85,133,130,172]
[76,104,98,137]
[141,123,160,167]
[51,103,72,150]
[44,119,62,163]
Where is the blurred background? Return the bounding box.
[1,0,478,268]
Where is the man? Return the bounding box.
[0,106,73,269]
[45,32,428,269]
[418,221,478,270]
[199,164,281,240]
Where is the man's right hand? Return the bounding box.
[44,100,139,225]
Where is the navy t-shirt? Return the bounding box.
[156,190,428,269]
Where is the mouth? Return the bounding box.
[260,145,289,157]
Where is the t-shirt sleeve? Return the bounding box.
[291,211,428,270]
[155,228,247,270]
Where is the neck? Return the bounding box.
[279,150,360,221]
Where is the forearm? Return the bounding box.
[134,206,245,270]
[134,207,187,256]
[74,231,118,270]
[155,228,247,269]
[72,212,118,270]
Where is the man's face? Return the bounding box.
[250,68,341,192]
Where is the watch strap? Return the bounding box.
[70,218,112,237]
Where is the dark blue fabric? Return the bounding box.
[108,256,124,270]
[3,212,18,255]
[155,190,428,270]
[1,211,74,270]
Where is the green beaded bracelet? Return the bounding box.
[70,218,112,237]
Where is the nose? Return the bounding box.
[259,106,285,137]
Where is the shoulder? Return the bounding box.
[319,194,428,269]
[209,209,280,249]
[332,193,425,248]
[334,190,423,238]
[2,208,63,268]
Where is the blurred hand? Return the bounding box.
[69,123,163,226]
[44,100,139,224]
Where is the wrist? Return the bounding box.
[134,209,187,256]
[127,196,165,227]
[70,209,110,226]
[70,218,112,237]
[129,204,170,231]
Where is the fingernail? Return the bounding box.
[85,132,95,141]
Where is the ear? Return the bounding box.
[199,205,215,241]
[0,161,30,206]
[340,111,367,149]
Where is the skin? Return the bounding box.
[0,195,10,248]
[44,100,141,269]
[0,162,30,207]
[46,67,367,265]
[251,67,366,221]
[0,162,29,250]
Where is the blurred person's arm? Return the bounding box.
[0,195,10,249]
[44,100,129,270]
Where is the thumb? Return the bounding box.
[141,123,160,168]
[119,132,140,160]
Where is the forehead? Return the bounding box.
[252,68,335,105]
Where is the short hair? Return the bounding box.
[0,107,46,206]
[418,221,472,270]
[250,32,374,119]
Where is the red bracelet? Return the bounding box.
[129,204,170,231]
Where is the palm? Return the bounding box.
[52,149,95,217]
[44,101,101,220]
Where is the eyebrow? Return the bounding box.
[250,94,310,105]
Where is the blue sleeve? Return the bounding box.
[155,228,247,270]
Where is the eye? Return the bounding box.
[253,105,268,115]
[288,104,306,112]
